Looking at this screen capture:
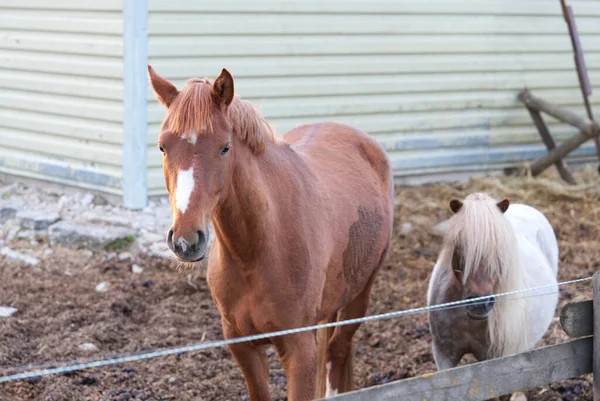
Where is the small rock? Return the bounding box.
[43,249,53,256]
[131,264,143,274]
[17,210,60,230]
[400,222,413,235]
[80,193,95,206]
[0,306,18,317]
[48,221,135,251]
[414,247,434,258]
[431,220,450,237]
[106,252,117,261]
[168,377,177,384]
[82,249,93,258]
[1,247,40,266]
[95,281,110,292]
[369,335,381,347]
[0,183,19,198]
[78,343,98,352]
[509,392,528,401]
[92,194,109,206]
[121,367,136,374]
[82,212,131,227]
[0,205,18,223]
[26,375,41,384]
[5,225,20,241]
[17,230,35,240]
[141,280,154,288]
[78,376,96,386]
[118,252,133,262]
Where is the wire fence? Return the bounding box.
[0,276,592,384]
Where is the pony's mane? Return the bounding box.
[441,192,528,358]
[164,78,275,154]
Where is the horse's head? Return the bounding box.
[446,194,511,320]
[148,65,235,262]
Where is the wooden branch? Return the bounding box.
[528,128,600,177]
[518,89,599,134]
[560,300,593,337]
[593,272,600,401]
[524,106,577,185]
[326,338,592,401]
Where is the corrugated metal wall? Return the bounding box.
[0,0,124,194]
[148,0,600,194]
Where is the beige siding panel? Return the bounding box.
[150,34,600,58]
[0,109,122,144]
[150,14,600,36]
[0,69,122,101]
[0,2,123,193]
[147,53,600,79]
[147,71,599,100]
[148,0,600,194]
[0,1,121,11]
[0,89,122,122]
[0,30,122,56]
[0,11,122,35]
[0,50,122,78]
[150,0,600,16]
[148,89,599,123]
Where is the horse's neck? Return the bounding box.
[212,140,286,263]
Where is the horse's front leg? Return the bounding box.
[432,339,461,371]
[274,331,317,401]
[222,318,272,401]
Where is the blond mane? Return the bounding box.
[164,78,275,154]
[441,192,528,358]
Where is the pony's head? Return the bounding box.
[147,65,273,263]
[444,193,512,320]
[441,192,527,357]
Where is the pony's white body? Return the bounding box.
[502,203,559,349]
[427,197,559,369]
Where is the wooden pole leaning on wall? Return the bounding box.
[517,89,600,178]
[594,271,600,400]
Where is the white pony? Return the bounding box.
[427,193,559,399]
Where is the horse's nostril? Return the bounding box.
[167,229,174,247]
[197,230,206,248]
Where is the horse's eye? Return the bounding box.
[159,145,165,153]
[220,144,230,156]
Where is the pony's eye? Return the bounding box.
[158,145,165,153]
[220,144,230,156]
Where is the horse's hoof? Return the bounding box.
[510,392,527,401]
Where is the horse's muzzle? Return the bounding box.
[465,295,495,320]
[167,229,207,262]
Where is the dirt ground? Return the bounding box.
[1,166,599,401]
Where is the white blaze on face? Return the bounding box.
[181,129,198,145]
[175,167,194,214]
[325,361,338,397]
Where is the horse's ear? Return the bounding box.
[148,65,179,108]
[449,199,463,214]
[212,68,234,109]
[497,198,510,213]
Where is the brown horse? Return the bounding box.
[147,66,394,400]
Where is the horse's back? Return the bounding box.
[283,122,393,199]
